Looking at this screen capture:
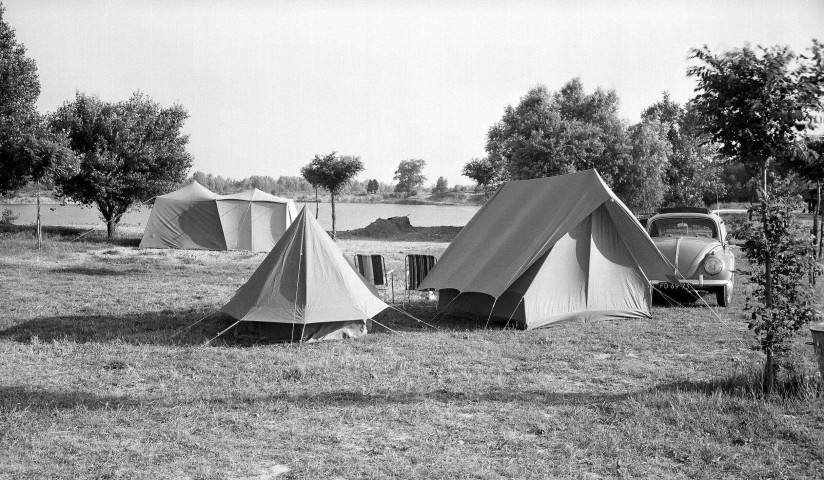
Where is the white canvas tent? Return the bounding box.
[221,207,388,342]
[419,169,676,330]
[139,181,298,252]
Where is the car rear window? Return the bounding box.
[649,217,717,239]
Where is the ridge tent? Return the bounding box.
[221,207,388,342]
[418,169,676,330]
[139,181,298,252]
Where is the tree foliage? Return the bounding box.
[433,176,449,194]
[462,157,501,196]
[478,78,670,212]
[50,92,193,237]
[738,182,821,386]
[393,159,426,194]
[0,3,45,194]
[642,93,723,207]
[688,42,824,177]
[300,152,364,238]
[366,179,379,194]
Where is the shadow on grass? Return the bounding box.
[0,224,141,247]
[0,384,634,412]
[652,372,823,400]
[0,310,234,346]
[50,266,142,276]
[0,385,135,411]
[374,304,522,333]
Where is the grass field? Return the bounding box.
[1,225,823,479]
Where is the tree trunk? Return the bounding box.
[107,217,116,239]
[315,188,319,218]
[813,180,820,284]
[762,166,772,309]
[761,165,774,393]
[36,179,42,250]
[816,179,822,260]
[763,346,775,394]
[330,193,336,240]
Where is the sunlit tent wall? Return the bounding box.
[139,181,298,252]
[419,169,676,330]
[221,207,388,342]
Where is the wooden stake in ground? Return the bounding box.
[36,179,42,250]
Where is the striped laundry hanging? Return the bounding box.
[354,254,387,286]
[406,254,437,291]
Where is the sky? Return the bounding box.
[4,0,824,185]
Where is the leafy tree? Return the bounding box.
[462,157,501,196]
[300,152,364,239]
[610,119,670,213]
[483,79,632,190]
[486,84,582,180]
[393,159,426,194]
[642,93,724,207]
[688,41,824,392]
[51,92,193,238]
[4,130,74,246]
[433,176,449,194]
[0,3,42,194]
[366,179,379,194]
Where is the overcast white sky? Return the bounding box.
[5,0,824,185]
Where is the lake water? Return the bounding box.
[1,202,480,231]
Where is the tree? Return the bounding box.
[3,129,74,247]
[51,92,193,238]
[0,3,42,194]
[366,179,379,194]
[393,159,426,194]
[610,119,670,213]
[300,152,364,239]
[483,80,632,190]
[462,157,500,196]
[688,41,824,392]
[433,176,449,194]
[642,93,723,207]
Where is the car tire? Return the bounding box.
[716,284,732,307]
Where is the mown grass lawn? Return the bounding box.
[1,226,822,479]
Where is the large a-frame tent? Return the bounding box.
[419,169,676,330]
[221,207,388,342]
[139,181,298,252]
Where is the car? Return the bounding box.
[646,207,735,307]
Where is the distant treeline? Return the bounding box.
[188,171,475,198]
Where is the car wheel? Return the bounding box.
[716,284,732,307]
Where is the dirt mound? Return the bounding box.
[348,216,413,237]
[339,216,461,242]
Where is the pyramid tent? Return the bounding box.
[419,169,676,330]
[221,207,388,342]
[139,181,298,252]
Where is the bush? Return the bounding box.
[1,208,18,225]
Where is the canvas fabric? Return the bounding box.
[139,181,298,252]
[220,207,388,342]
[421,169,674,329]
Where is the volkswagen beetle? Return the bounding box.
[646,207,735,306]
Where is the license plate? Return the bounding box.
[658,282,686,290]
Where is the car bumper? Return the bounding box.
[651,278,733,291]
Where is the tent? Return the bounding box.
[221,207,388,342]
[418,169,676,330]
[139,181,298,252]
